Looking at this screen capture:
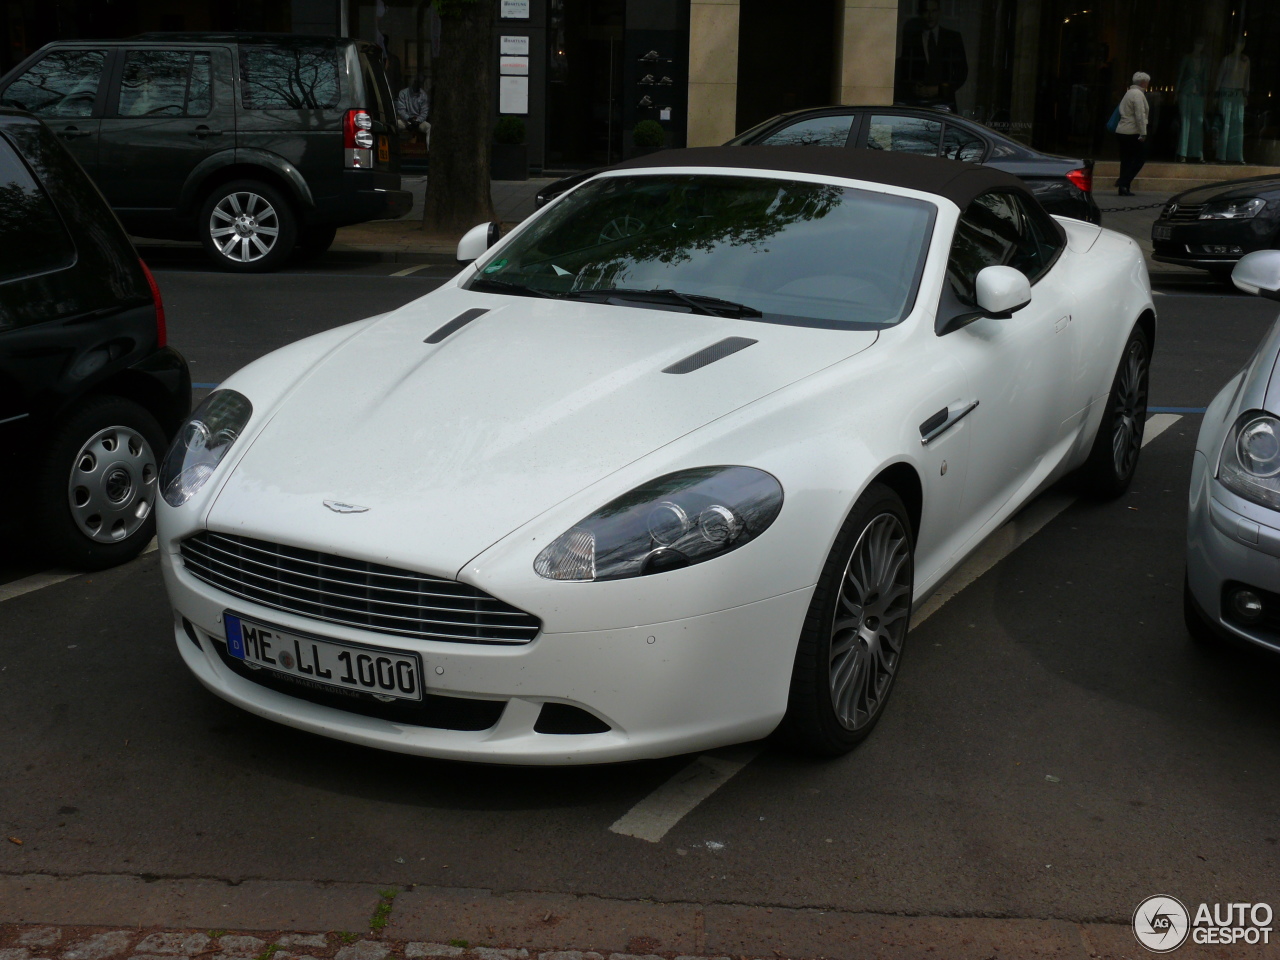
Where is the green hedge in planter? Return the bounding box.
[632,120,665,153]
[494,116,526,145]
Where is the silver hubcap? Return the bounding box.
[1111,339,1148,478]
[67,426,157,543]
[210,191,280,262]
[829,513,912,732]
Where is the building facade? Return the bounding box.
[3,0,1277,171]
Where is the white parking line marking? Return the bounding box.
[0,538,157,603]
[610,746,759,842]
[916,413,1181,624]
[389,262,438,277]
[0,570,79,603]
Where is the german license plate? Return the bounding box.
[224,613,423,701]
[1153,224,1172,240]
[377,135,389,163]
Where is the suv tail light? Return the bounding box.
[1066,166,1093,193]
[139,258,166,348]
[344,109,374,169]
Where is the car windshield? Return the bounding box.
[469,173,935,328]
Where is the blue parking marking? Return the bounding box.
[192,382,220,389]
[1149,406,1207,414]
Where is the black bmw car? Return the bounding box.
[536,105,1101,224]
[1151,176,1280,275]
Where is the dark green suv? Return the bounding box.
[0,34,411,272]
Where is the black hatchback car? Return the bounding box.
[1151,175,1280,275]
[0,34,411,272]
[538,106,1101,224]
[0,108,189,568]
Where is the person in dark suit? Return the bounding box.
[895,0,968,111]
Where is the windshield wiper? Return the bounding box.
[561,288,762,318]
[469,277,558,298]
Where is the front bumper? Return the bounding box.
[1151,216,1278,270]
[1186,451,1280,654]
[161,545,813,764]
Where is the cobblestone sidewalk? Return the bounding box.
[0,927,727,960]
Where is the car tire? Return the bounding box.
[32,396,167,570]
[1078,325,1150,499]
[199,179,297,273]
[297,224,337,260]
[779,482,914,756]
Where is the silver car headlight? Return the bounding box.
[159,390,253,507]
[1199,198,1266,219]
[1218,411,1280,509]
[534,466,783,581]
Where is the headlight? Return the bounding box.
[534,466,783,581]
[1218,411,1280,508]
[159,390,253,507]
[1199,198,1266,220]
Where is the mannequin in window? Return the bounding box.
[1175,40,1207,162]
[895,0,968,112]
[1215,38,1249,164]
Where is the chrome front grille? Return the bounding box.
[1166,203,1206,221]
[180,531,541,644]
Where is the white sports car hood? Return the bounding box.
[207,290,878,576]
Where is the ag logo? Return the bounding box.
[1133,895,1190,953]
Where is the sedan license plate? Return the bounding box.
[1153,224,1172,240]
[377,135,389,163]
[224,613,423,701]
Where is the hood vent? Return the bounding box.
[425,308,489,344]
[663,336,758,374]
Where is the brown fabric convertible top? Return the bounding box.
[609,146,1031,211]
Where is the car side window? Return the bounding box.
[240,45,342,110]
[1,49,107,118]
[757,115,854,147]
[946,191,1043,303]
[118,51,213,118]
[0,136,75,290]
[1012,193,1066,271]
[942,124,985,162]
[866,115,941,156]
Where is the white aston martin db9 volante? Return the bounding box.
[158,147,1155,764]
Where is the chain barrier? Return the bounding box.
[1097,202,1168,213]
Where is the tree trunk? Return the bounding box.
[423,0,497,233]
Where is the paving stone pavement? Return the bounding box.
[0,930,759,960]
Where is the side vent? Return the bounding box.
[425,308,489,344]
[662,336,758,374]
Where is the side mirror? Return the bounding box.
[974,265,1032,318]
[1232,250,1280,300]
[457,221,501,263]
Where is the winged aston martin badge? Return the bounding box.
[323,500,370,513]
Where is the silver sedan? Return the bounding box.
[1187,250,1280,649]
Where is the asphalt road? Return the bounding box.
[2,258,1279,927]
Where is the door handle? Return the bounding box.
[189,126,224,138]
[60,126,92,139]
[920,400,980,445]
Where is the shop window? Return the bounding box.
[240,45,341,110]
[759,115,854,147]
[866,115,942,156]
[1,49,106,118]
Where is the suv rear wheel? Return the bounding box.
[200,179,297,273]
[33,396,167,570]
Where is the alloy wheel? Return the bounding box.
[1111,338,1148,479]
[829,512,912,731]
[67,425,157,543]
[209,191,280,263]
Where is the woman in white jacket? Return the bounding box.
[1114,71,1150,196]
